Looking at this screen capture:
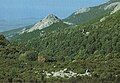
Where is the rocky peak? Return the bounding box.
[44,14,60,21]
[27,14,61,32]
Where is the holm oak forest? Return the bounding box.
[0,0,120,82]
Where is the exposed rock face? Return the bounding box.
[100,16,109,22]
[27,14,61,32]
[100,1,120,22]
[104,2,120,14]
[42,69,91,78]
[111,2,120,14]
[74,8,90,15]
[63,21,73,25]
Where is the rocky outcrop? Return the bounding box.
[27,14,61,32]
[104,2,120,14]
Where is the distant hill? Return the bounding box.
[2,25,34,40]
[0,18,39,32]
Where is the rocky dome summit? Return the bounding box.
[44,14,60,21]
[27,14,61,32]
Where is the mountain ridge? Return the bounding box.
[27,14,61,33]
[64,0,120,25]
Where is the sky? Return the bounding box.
[0,0,109,31]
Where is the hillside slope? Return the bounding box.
[0,0,120,82]
[3,14,69,40]
[64,0,120,25]
[2,9,119,83]
[13,10,120,57]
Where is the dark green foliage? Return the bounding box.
[19,51,38,61]
[10,21,69,43]
[0,35,9,46]
[0,4,120,83]
[13,10,120,58]
[0,52,120,82]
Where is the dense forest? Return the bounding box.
[12,10,120,57]
[0,3,120,83]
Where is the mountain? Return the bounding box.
[27,14,61,32]
[13,9,120,57]
[4,0,120,39]
[4,9,119,83]
[18,14,62,34]
[63,0,120,25]
[3,14,69,40]
[19,14,71,34]
[0,0,120,82]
